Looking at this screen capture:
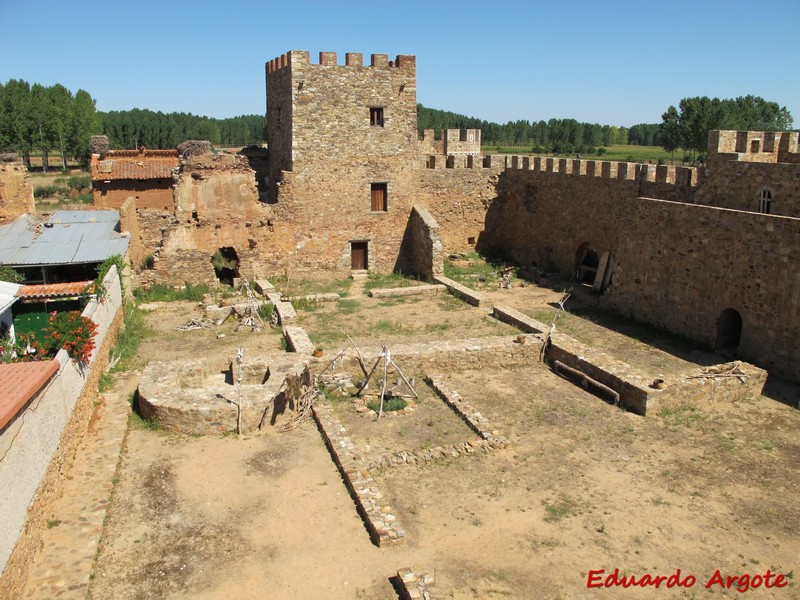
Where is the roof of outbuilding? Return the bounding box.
[17,281,93,299]
[0,211,129,267]
[0,280,21,313]
[0,360,59,431]
[90,149,179,181]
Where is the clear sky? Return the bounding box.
[1,0,798,128]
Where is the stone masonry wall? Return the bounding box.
[0,266,123,597]
[694,160,800,217]
[0,157,35,224]
[482,167,800,380]
[396,205,443,280]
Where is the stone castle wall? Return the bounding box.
[481,167,800,379]
[694,160,800,217]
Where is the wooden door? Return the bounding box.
[351,242,368,270]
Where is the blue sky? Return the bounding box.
[1,0,798,128]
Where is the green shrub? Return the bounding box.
[34,184,68,198]
[66,175,91,191]
[0,265,23,283]
[366,397,407,412]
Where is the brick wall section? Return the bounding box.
[93,179,174,210]
[0,266,123,596]
[0,158,35,224]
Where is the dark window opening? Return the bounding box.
[715,308,742,354]
[575,243,599,285]
[759,189,772,214]
[750,139,760,153]
[212,247,240,286]
[370,107,384,127]
[460,129,468,142]
[371,183,387,212]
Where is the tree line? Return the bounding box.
[660,95,793,161]
[418,104,663,152]
[0,80,100,170]
[99,110,265,151]
[1,78,793,169]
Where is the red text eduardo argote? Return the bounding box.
[586,567,789,593]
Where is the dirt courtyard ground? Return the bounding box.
[87,279,800,599]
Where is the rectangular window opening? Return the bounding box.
[370,107,384,127]
[370,182,387,212]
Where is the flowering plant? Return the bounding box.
[42,311,98,366]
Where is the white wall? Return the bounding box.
[0,265,122,573]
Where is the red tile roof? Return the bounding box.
[17,281,93,299]
[0,360,59,430]
[91,157,178,181]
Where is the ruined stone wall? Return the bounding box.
[418,162,501,253]
[118,197,144,270]
[0,157,35,224]
[482,167,800,380]
[601,200,800,380]
[418,130,444,155]
[396,205,444,280]
[175,153,261,220]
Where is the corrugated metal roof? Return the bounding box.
[0,281,21,313]
[0,210,129,266]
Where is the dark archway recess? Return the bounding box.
[715,308,742,353]
[575,243,599,284]
[212,247,240,286]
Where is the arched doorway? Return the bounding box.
[212,247,240,286]
[715,308,742,353]
[575,242,599,285]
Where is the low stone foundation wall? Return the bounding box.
[330,335,541,376]
[432,275,491,307]
[361,378,509,471]
[547,332,653,414]
[312,402,406,547]
[137,356,310,434]
[266,292,297,323]
[396,566,443,600]
[289,293,341,303]
[367,284,446,298]
[426,377,508,447]
[284,326,315,355]
[493,304,547,333]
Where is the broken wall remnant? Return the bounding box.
[0,155,35,224]
[396,205,443,280]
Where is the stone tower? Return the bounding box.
[265,51,419,274]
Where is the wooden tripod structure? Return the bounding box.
[356,344,418,419]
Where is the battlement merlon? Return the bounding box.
[708,129,800,165]
[266,50,416,74]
